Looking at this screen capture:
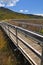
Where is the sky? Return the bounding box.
[0,0,43,16]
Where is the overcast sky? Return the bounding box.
[0,0,43,16]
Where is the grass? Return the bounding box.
[40,29,43,34]
[8,20,43,34]
[0,7,43,20]
[0,7,43,34]
[0,27,16,65]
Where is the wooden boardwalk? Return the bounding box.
[0,22,43,65]
[9,27,41,65]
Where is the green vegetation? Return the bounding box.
[40,29,43,34]
[0,7,43,20]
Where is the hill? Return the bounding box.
[0,7,43,20]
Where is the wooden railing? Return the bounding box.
[0,22,43,65]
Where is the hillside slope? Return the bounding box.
[0,7,43,20]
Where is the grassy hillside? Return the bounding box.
[0,7,43,34]
[0,7,43,20]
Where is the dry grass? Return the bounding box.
[8,20,43,34]
[0,29,7,49]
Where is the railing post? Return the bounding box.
[16,28,18,47]
[8,25,10,36]
[41,43,43,65]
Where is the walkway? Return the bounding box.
[0,27,25,65]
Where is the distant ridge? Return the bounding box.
[0,7,43,20]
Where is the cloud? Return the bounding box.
[19,9,29,13]
[24,10,28,13]
[19,10,24,12]
[7,3,14,7]
[0,3,5,7]
[0,0,19,7]
[34,14,43,16]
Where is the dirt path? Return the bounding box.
[0,27,22,65]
